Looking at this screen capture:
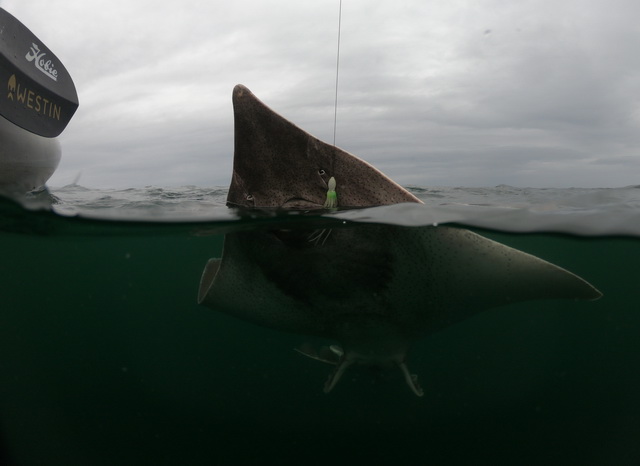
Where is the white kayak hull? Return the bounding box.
[0,115,61,194]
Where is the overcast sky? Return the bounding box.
[3,0,640,188]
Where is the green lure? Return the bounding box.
[323,177,338,208]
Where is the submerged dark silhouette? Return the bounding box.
[198,85,601,396]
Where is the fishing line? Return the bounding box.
[333,0,343,146]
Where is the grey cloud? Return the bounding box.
[2,0,639,188]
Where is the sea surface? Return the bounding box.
[1,184,640,465]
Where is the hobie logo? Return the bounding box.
[25,43,58,81]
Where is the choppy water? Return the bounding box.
[42,183,640,235]
[1,184,640,465]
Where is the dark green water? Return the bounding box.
[1,196,639,465]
